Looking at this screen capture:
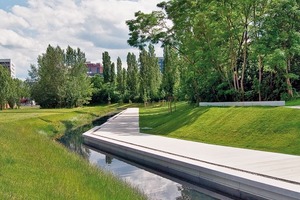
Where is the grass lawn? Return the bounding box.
[286,98,300,106]
[0,105,146,200]
[140,102,300,155]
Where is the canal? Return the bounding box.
[58,113,234,200]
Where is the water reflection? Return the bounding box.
[58,113,116,159]
[58,113,232,200]
[88,148,220,200]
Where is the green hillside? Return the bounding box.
[140,102,300,155]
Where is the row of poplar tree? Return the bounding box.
[90,44,167,104]
[26,44,172,108]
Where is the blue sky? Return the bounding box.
[0,0,27,11]
[0,0,162,79]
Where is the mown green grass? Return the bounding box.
[140,102,300,155]
[0,105,146,200]
[286,98,300,106]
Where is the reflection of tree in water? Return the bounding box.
[58,123,93,159]
[57,113,117,160]
[105,155,113,164]
[176,185,217,200]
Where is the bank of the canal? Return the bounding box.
[83,108,300,200]
[0,105,145,200]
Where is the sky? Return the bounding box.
[0,0,163,79]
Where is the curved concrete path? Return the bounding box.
[83,108,300,200]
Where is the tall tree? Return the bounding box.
[261,0,300,98]
[0,65,11,109]
[31,45,92,108]
[127,0,300,102]
[110,62,116,85]
[116,57,123,92]
[139,48,150,103]
[161,45,180,111]
[65,46,92,107]
[102,51,111,83]
[126,52,139,101]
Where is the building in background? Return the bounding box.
[0,59,16,78]
[86,62,103,77]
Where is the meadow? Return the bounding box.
[0,105,146,200]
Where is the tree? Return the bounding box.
[31,45,92,108]
[64,46,93,107]
[102,51,111,83]
[139,44,161,104]
[127,0,300,102]
[261,0,300,98]
[110,62,116,85]
[126,52,139,101]
[122,68,127,95]
[0,65,11,109]
[7,79,30,109]
[116,57,123,92]
[161,45,180,112]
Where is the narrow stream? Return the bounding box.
[58,113,233,200]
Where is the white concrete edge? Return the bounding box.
[199,101,285,107]
[83,131,300,200]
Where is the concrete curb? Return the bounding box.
[199,101,285,107]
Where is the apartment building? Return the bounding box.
[86,62,103,77]
[0,59,16,78]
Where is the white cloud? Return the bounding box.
[0,0,163,79]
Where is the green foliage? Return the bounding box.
[116,57,123,92]
[102,51,111,83]
[30,45,92,108]
[140,103,300,155]
[139,44,161,102]
[126,0,300,102]
[0,65,11,109]
[0,66,28,110]
[126,52,139,101]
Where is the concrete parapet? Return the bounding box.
[83,132,300,200]
[199,101,285,107]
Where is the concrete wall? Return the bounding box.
[83,133,299,200]
[199,101,285,107]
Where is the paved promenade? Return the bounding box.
[83,108,300,199]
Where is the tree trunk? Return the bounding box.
[240,30,248,100]
[286,58,293,97]
[258,55,263,101]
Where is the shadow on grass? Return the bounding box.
[140,103,210,135]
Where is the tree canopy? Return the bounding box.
[126,0,300,102]
[30,45,92,108]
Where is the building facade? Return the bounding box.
[0,59,16,78]
[86,62,103,77]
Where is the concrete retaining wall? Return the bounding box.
[83,132,299,200]
[199,101,285,107]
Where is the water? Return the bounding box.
[58,114,232,200]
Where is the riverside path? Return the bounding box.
[83,108,300,200]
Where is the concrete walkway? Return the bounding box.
[83,108,300,200]
[286,106,300,109]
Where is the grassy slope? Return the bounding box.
[286,98,300,106]
[0,105,145,200]
[140,102,300,155]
